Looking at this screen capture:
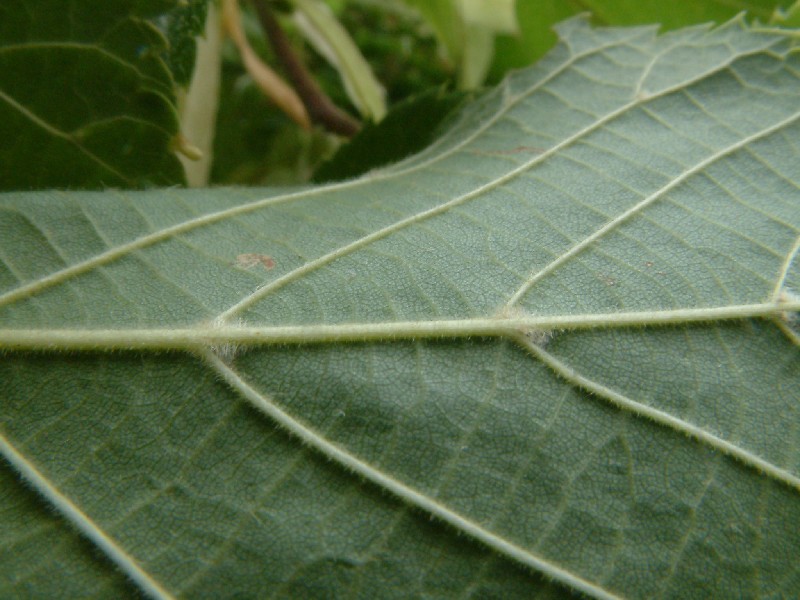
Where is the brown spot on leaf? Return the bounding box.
[234,253,275,270]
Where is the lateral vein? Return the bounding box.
[506,108,800,308]
[0,433,174,600]
[518,335,800,493]
[204,351,623,600]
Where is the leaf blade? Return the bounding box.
[1,17,799,599]
[0,0,184,189]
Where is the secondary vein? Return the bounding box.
[506,108,800,308]
[518,335,800,493]
[0,433,174,600]
[205,351,623,600]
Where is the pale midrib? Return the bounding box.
[0,302,796,351]
[204,351,624,600]
[0,29,772,312]
[0,433,173,600]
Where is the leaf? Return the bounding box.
[490,0,794,82]
[2,17,800,598]
[292,0,387,121]
[0,0,184,189]
[160,0,211,86]
[313,86,468,183]
[403,0,519,88]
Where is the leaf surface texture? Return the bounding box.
[1,18,799,599]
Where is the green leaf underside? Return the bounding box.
[1,16,800,599]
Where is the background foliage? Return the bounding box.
[1,0,797,189]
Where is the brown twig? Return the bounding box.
[252,0,360,137]
[222,0,311,129]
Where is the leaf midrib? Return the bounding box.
[2,302,796,600]
[0,302,796,349]
[4,301,799,496]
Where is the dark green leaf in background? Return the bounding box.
[160,0,210,86]
[0,0,185,189]
[313,86,468,182]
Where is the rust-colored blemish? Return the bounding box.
[233,253,276,270]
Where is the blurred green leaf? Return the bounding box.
[0,0,185,189]
[490,0,795,81]
[293,0,387,120]
[313,86,467,182]
[403,0,518,88]
[336,1,448,103]
[210,67,338,185]
[161,0,211,86]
